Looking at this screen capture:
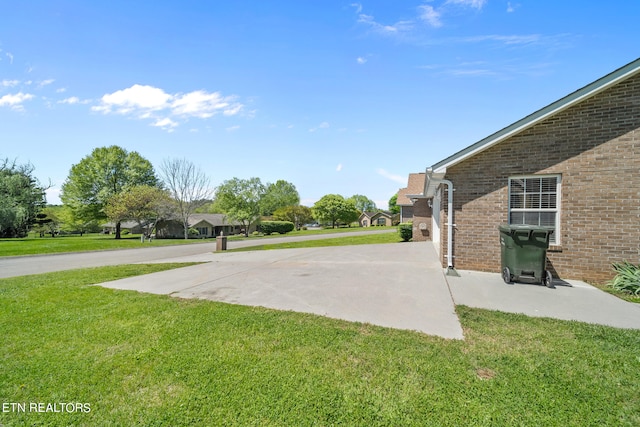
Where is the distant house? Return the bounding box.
[155,213,245,238]
[396,173,431,242]
[402,58,640,283]
[358,211,396,227]
[102,220,150,235]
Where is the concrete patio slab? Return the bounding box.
[447,269,640,330]
[98,243,465,339]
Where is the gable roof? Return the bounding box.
[188,213,239,227]
[397,173,426,205]
[431,57,640,175]
[102,220,150,229]
[359,211,394,220]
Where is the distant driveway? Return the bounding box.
[0,229,394,279]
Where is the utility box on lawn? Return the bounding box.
[499,224,554,287]
[216,235,227,251]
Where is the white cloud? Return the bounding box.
[356,1,491,35]
[6,52,14,64]
[446,0,487,9]
[91,84,245,131]
[56,87,67,93]
[376,168,406,184]
[507,2,515,12]
[336,163,343,172]
[464,34,542,45]
[0,92,34,111]
[172,90,241,118]
[1,79,20,87]
[58,96,91,105]
[448,68,497,76]
[152,117,178,132]
[356,56,367,64]
[58,96,80,104]
[357,13,414,35]
[94,84,172,114]
[309,121,330,132]
[38,79,55,88]
[418,5,443,28]
[350,3,362,14]
[222,102,243,116]
[226,125,240,132]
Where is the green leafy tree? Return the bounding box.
[260,180,300,216]
[33,207,60,237]
[273,205,313,230]
[342,198,361,225]
[60,146,158,239]
[105,185,173,242]
[57,205,101,236]
[160,158,212,239]
[0,159,47,238]
[348,194,377,213]
[215,177,266,236]
[312,194,359,228]
[388,193,400,214]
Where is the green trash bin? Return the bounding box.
[499,224,554,287]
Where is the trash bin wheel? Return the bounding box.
[502,267,512,284]
[543,270,553,288]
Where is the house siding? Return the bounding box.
[441,72,640,283]
[400,206,414,223]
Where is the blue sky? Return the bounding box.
[1,1,638,208]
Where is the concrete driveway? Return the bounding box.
[98,242,466,339]
[0,229,394,279]
[97,241,640,338]
[3,231,638,339]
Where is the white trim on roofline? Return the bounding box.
[431,57,640,174]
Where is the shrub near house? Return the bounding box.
[259,221,294,235]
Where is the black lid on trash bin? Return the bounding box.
[498,223,554,234]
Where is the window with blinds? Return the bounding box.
[508,175,561,244]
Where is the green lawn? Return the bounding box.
[227,225,396,240]
[228,230,402,251]
[1,265,638,426]
[0,227,396,257]
[0,233,210,257]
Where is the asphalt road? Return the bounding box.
[0,229,395,279]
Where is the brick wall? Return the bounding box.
[440,72,640,283]
[411,198,432,242]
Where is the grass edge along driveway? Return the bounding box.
[1,264,639,426]
[0,227,398,257]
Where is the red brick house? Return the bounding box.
[412,58,640,283]
[396,173,432,242]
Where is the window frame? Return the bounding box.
[508,174,562,245]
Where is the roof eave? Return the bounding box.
[424,168,446,198]
[432,57,640,173]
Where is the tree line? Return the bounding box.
[1,146,391,239]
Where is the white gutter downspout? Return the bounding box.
[426,168,459,276]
